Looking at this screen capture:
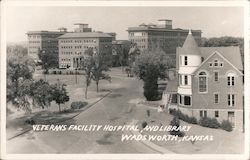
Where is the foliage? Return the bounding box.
[112,41,131,67]
[133,49,174,101]
[71,101,88,110]
[38,50,58,74]
[169,109,198,124]
[52,82,70,112]
[220,120,233,132]
[30,79,54,109]
[7,53,35,113]
[7,44,28,59]
[199,117,220,129]
[80,48,112,96]
[169,116,185,137]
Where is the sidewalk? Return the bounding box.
[7,91,111,140]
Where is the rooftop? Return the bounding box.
[127,27,201,32]
[27,31,66,35]
[179,32,201,56]
[58,32,112,39]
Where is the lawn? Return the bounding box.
[131,102,244,154]
[7,68,124,140]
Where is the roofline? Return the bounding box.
[127,28,202,33]
[193,51,243,75]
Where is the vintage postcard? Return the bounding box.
[0,0,249,159]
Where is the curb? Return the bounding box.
[128,119,175,154]
[7,90,112,141]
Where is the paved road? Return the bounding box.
[7,72,157,154]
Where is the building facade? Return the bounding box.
[27,29,67,62]
[163,32,244,130]
[58,24,113,69]
[127,19,202,56]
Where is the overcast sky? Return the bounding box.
[6,6,244,43]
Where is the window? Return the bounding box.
[214,72,218,81]
[200,111,203,117]
[184,96,191,106]
[179,95,182,105]
[228,112,235,127]
[215,111,219,118]
[200,110,207,118]
[184,56,188,65]
[228,94,235,106]
[184,75,188,85]
[214,60,218,67]
[227,73,235,86]
[179,75,182,85]
[214,93,219,104]
[198,72,207,93]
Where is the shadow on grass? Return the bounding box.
[96,133,113,145]
[107,93,122,99]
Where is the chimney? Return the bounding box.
[157,19,172,29]
[74,23,92,32]
[58,27,67,32]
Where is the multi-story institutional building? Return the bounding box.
[27,28,67,62]
[127,19,202,56]
[162,32,243,130]
[58,24,113,69]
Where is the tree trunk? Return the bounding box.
[85,85,88,99]
[58,104,61,112]
[96,81,99,92]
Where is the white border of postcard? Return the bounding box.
[1,0,249,160]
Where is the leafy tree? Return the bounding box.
[30,79,54,109]
[91,49,111,92]
[52,81,70,112]
[112,41,131,67]
[80,49,94,99]
[7,44,28,59]
[80,48,111,95]
[133,49,174,101]
[7,54,35,113]
[38,50,58,79]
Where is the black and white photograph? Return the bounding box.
[0,1,249,159]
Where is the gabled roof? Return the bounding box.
[179,32,201,56]
[199,46,243,70]
[193,50,243,75]
[58,32,112,39]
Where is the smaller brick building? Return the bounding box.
[162,31,244,130]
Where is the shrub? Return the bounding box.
[57,71,62,75]
[169,116,185,137]
[141,121,148,129]
[199,117,220,128]
[71,101,88,110]
[169,109,197,124]
[221,120,233,132]
[25,118,36,125]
